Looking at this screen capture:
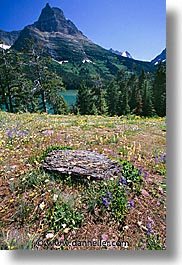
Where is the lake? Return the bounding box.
[60,90,77,106]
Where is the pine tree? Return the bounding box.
[90,76,108,115]
[116,70,130,116]
[0,48,30,113]
[106,80,119,116]
[128,72,138,114]
[152,63,166,117]
[76,81,91,115]
[52,95,69,114]
[135,69,146,115]
[24,39,66,113]
[142,79,154,116]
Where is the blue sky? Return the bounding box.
[0,0,166,61]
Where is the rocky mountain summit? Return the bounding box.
[34,3,82,35]
[151,48,166,65]
[109,48,133,59]
[13,3,109,63]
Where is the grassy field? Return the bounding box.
[0,112,166,250]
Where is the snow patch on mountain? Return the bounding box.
[121,51,133,59]
[0,44,11,50]
[151,48,166,65]
[109,48,133,59]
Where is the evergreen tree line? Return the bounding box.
[0,41,166,117]
[76,64,166,117]
[0,40,69,114]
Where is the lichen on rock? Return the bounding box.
[42,150,122,180]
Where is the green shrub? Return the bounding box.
[120,160,143,194]
[45,201,83,233]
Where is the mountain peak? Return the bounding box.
[34,4,80,35]
[45,3,51,9]
[121,51,132,59]
[151,48,166,65]
[109,48,133,59]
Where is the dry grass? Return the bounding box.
[0,112,166,250]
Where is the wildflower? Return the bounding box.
[44,130,54,135]
[101,234,108,241]
[39,201,45,210]
[147,216,154,225]
[45,179,50,183]
[147,221,153,235]
[123,225,129,230]
[154,156,159,163]
[46,233,54,240]
[63,228,70,234]
[120,177,127,186]
[106,190,112,200]
[62,224,66,228]
[102,197,110,209]
[158,186,163,194]
[160,154,166,163]
[17,130,29,137]
[128,199,134,208]
[53,194,59,202]
[59,234,64,242]
[143,171,149,179]
[141,189,150,197]
[7,129,14,139]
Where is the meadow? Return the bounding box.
[0,111,166,250]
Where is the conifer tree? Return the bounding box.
[76,81,91,115]
[152,63,166,116]
[116,70,130,115]
[90,76,108,115]
[106,80,119,116]
[0,47,29,113]
[24,39,66,113]
[142,79,154,116]
[128,72,138,114]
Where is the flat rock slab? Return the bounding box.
[42,150,122,180]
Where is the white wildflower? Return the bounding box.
[39,202,45,210]
[46,233,54,240]
[53,194,59,202]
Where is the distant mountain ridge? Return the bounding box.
[0,4,166,67]
[151,48,166,65]
[109,48,133,59]
[0,3,165,90]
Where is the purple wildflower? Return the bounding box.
[106,190,112,200]
[7,128,16,139]
[147,221,153,235]
[102,197,110,209]
[17,130,29,137]
[120,177,127,186]
[160,154,166,163]
[154,156,159,164]
[127,199,134,208]
[143,171,149,179]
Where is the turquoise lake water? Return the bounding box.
[1,90,78,112]
[60,90,77,106]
